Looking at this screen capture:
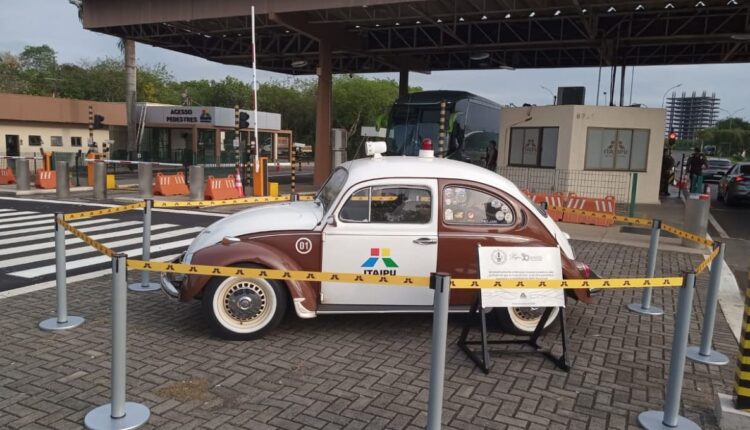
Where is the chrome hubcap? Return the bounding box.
[224,282,266,322]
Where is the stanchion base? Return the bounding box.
[84,402,150,430]
[39,315,84,331]
[127,282,160,292]
[626,303,665,316]
[638,411,700,430]
[685,346,729,365]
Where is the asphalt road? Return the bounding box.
[0,197,220,292]
[705,182,750,292]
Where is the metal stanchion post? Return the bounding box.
[426,273,451,430]
[93,162,107,200]
[628,219,665,316]
[56,161,70,199]
[39,213,84,331]
[128,199,159,292]
[687,242,729,365]
[16,159,29,191]
[85,254,150,429]
[138,162,153,199]
[639,273,700,430]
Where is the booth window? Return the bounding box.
[28,135,42,146]
[50,136,63,147]
[585,127,649,171]
[71,137,82,147]
[340,186,431,224]
[508,127,558,168]
[442,187,515,226]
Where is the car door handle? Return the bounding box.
[413,237,437,245]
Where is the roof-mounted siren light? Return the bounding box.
[366,141,387,158]
[419,138,434,158]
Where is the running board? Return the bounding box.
[316,304,472,314]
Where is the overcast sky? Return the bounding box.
[2,0,748,119]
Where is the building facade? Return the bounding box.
[665,91,719,140]
[497,105,667,204]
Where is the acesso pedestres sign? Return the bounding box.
[143,105,281,130]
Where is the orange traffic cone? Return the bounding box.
[234,167,245,197]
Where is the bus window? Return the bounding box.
[454,102,499,167]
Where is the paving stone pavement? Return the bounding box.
[0,240,739,429]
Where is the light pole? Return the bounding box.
[661,83,682,108]
[540,86,557,105]
[719,108,745,129]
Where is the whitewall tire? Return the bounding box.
[202,274,288,340]
[493,306,559,335]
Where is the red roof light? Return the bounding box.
[421,138,433,151]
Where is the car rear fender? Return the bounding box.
[181,241,319,316]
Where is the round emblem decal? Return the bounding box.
[295,238,313,255]
[491,250,507,265]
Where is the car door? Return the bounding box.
[321,178,438,306]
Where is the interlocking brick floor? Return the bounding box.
[0,240,739,429]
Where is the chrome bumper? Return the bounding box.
[160,271,180,299]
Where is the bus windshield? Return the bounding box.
[386,104,445,156]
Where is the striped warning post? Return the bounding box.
[735,286,750,410]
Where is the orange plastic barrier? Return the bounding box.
[153,172,190,196]
[205,175,242,200]
[544,192,566,221]
[563,194,616,226]
[0,168,16,185]
[35,170,56,189]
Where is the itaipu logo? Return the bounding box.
[361,248,399,275]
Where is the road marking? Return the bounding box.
[0,218,56,230]
[0,226,200,268]
[0,209,14,213]
[0,253,181,300]
[0,221,142,247]
[0,211,37,219]
[9,239,194,278]
[708,213,729,239]
[0,218,117,239]
[0,213,52,223]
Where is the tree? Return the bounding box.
[18,45,58,96]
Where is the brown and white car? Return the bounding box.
[161,142,592,340]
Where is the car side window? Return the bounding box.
[340,186,432,224]
[443,186,515,225]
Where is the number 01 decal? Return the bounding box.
[295,237,313,254]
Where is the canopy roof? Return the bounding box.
[82,0,750,75]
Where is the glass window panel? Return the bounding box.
[613,129,632,170]
[443,187,515,225]
[521,128,540,166]
[540,128,558,167]
[585,128,604,169]
[370,187,431,224]
[70,137,82,147]
[340,188,371,222]
[509,128,524,165]
[50,136,63,147]
[631,129,650,171]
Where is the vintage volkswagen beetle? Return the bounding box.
[161,142,592,339]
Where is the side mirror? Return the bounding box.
[326,216,337,227]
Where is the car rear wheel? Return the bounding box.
[492,306,559,335]
[202,271,288,340]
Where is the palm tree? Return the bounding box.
[70,1,137,158]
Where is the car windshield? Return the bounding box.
[708,159,731,168]
[316,168,348,212]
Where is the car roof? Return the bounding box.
[708,158,731,162]
[341,156,518,191]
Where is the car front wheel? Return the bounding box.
[202,272,288,340]
[492,306,559,335]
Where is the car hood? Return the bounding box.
[184,201,323,263]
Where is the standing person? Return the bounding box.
[686,146,707,193]
[660,146,675,196]
[485,140,498,171]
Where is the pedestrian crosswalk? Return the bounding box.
[0,208,203,290]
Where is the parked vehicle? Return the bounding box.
[161,142,592,340]
[385,90,500,168]
[703,158,732,183]
[718,162,750,205]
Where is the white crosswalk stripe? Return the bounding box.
[0,209,202,287]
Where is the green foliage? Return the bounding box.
[0,44,424,155]
[697,121,750,160]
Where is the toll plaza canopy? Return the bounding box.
[80,0,750,182]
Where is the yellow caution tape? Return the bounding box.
[695,246,720,275]
[661,223,714,247]
[153,195,291,208]
[127,258,681,289]
[58,218,114,257]
[63,202,146,221]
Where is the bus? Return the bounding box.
[385,90,501,168]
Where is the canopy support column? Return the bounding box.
[313,39,333,186]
